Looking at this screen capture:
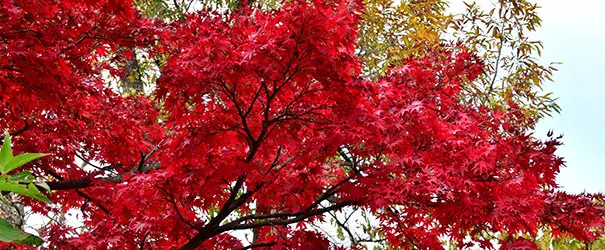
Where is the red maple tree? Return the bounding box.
[1,0,603,249]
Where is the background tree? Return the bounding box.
[360,0,560,125]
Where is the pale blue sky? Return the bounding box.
[533,0,605,194]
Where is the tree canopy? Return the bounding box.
[0,0,603,249]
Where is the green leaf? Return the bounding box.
[10,171,35,184]
[0,133,13,172]
[336,225,345,241]
[0,177,50,203]
[3,153,47,174]
[0,218,28,243]
[14,234,44,246]
[0,218,43,246]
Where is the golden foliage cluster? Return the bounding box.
[360,0,560,125]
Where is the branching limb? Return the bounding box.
[235,242,276,250]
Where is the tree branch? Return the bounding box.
[46,170,110,214]
[328,211,358,246]
[483,21,506,105]
[221,201,352,231]
[46,177,95,190]
[0,120,32,144]
[47,140,164,190]
[178,174,251,250]
[165,190,199,230]
[235,242,276,250]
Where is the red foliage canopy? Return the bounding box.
[1,0,603,249]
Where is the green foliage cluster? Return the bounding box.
[0,133,49,246]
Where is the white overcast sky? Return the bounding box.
[532,0,605,194]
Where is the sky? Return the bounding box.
[531,0,605,194]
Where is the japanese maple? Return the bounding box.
[0,0,603,249]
